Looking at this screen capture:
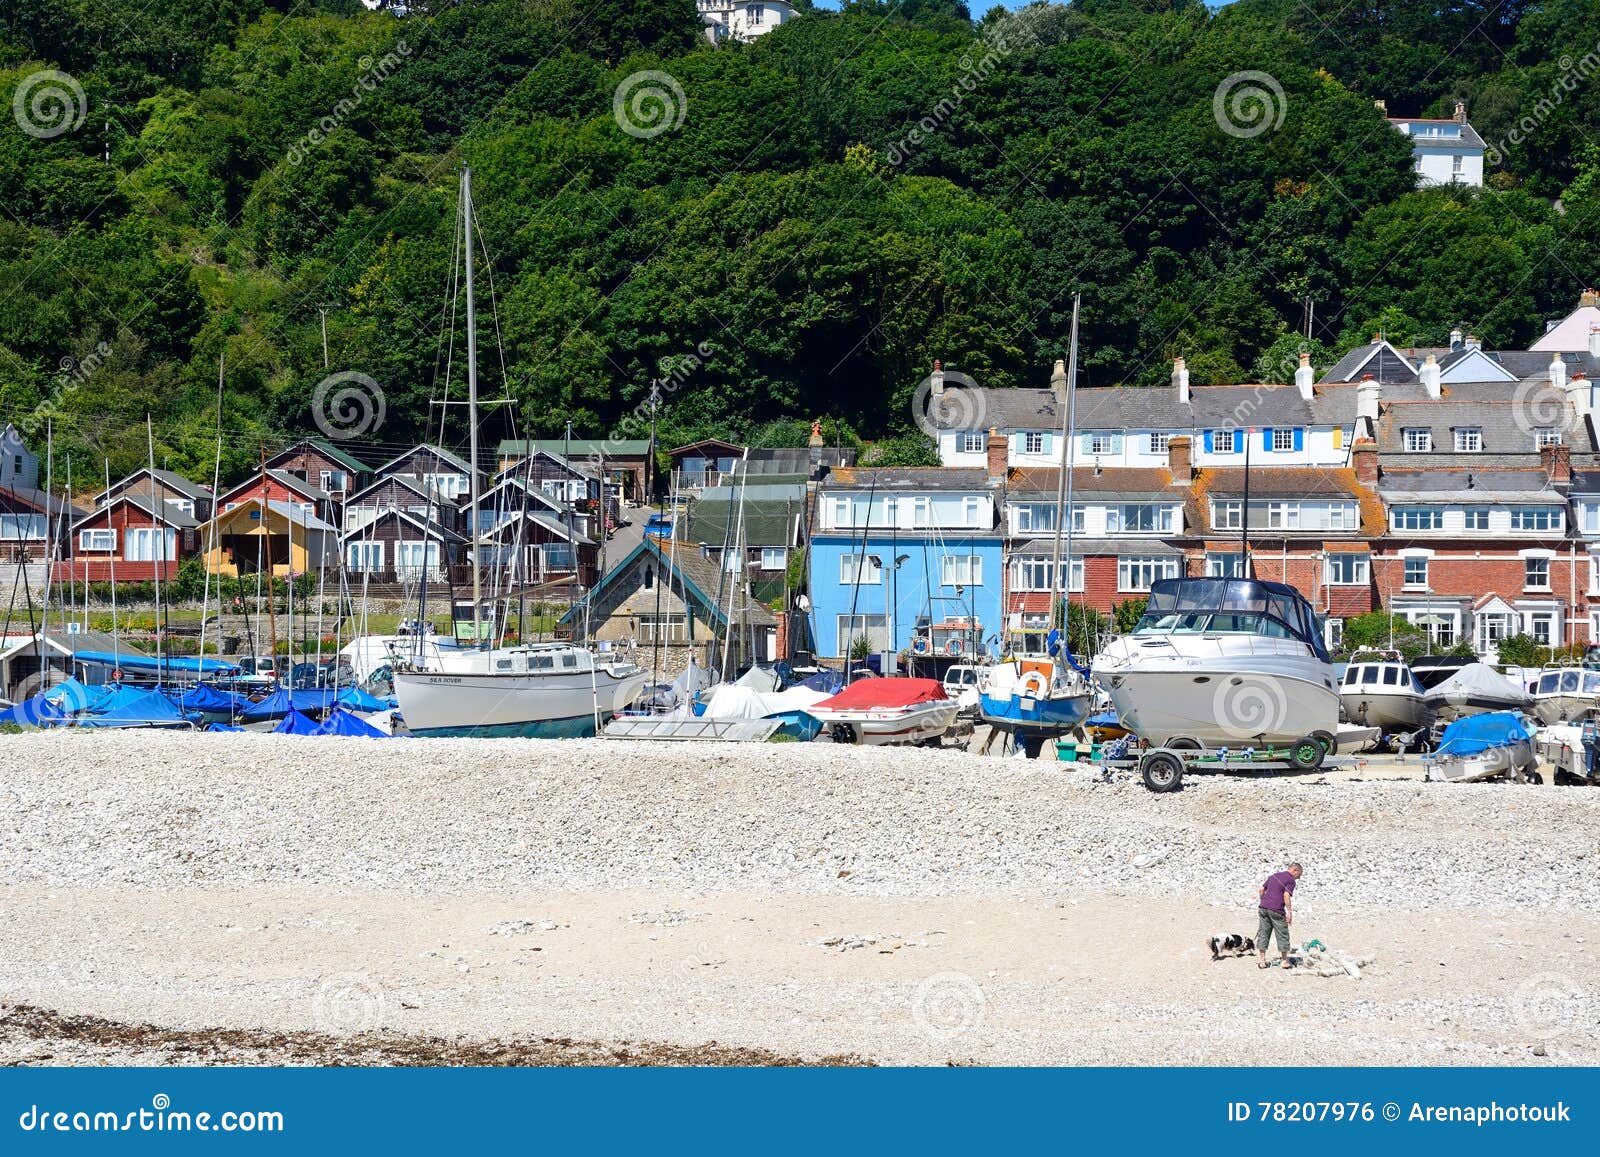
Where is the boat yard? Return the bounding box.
[1,731,1594,1067]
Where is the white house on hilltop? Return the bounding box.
[1383,100,1485,188]
[699,0,795,43]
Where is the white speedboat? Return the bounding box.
[1424,711,1539,783]
[807,677,959,746]
[393,642,648,737]
[1529,665,1600,724]
[1421,662,1532,721]
[1091,577,1339,751]
[1339,650,1432,732]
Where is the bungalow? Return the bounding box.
[373,443,480,504]
[340,507,466,587]
[216,470,333,526]
[203,497,336,578]
[341,474,461,536]
[56,492,199,583]
[495,437,652,503]
[560,533,776,672]
[264,437,371,499]
[0,483,84,562]
[668,438,745,491]
[96,466,212,523]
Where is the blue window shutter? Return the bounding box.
[1041,432,1053,457]
[1292,427,1304,452]
[1203,429,1214,453]
[1080,433,1095,455]
[1262,428,1274,451]
[1110,433,1124,455]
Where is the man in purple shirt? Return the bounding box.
[1256,862,1303,968]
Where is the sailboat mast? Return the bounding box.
[1047,295,1081,659]
[463,166,483,645]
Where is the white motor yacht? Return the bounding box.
[1339,650,1432,732]
[1529,665,1600,724]
[1091,577,1339,751]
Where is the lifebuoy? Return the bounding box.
[912,637,930,655]
[945,638,964,656]
[1019,670,1049,697]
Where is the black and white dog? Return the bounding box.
[1208,934,1256,960]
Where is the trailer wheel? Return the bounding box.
[1140,751,1184,793]
[1311,729,1337,758]
[1521,769,1544,785]
[1165,736,1202,751]
[1288,736,1324,771]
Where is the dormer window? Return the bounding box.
[1535,427,1562,448]
[1403,428,1432,452]
[1454,427,1482,453]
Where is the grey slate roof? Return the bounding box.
[1012,537,1183,556]
[930,383,1318,433]
[97,467,209,502]
[821,467,992,490]
[1378,469,1565,504]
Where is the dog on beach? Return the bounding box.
[1208,934,1256,960]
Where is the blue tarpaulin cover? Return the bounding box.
[272,710,322,735]
[240,687,293,721]
[76,688,188,727]
[314,707,389,738]
[0,693,65,728]
[1435,710,1531,757]
[165,684,244,713]
[291,688,336,715]
[69,651,238,676]
[336,686,390,712]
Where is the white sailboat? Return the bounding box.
[392,168,646,737]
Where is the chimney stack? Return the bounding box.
[1050,357,1068,405]
[1172,356,1190,406]
[1581,287,1599,308]
[1449,327,1464,351]
[1454,100,1467,124]
[1464,333,1482,351]
[1373,98,1387,114]
[1419,353,1442,398]
[1167,434,1192,481]
[1574,372,1592,423]
[1589,324,1600,359]
[808,418,824,449]
[986,427,1008,483]
[1352,439,1379,486]
[1542,441,1572,485]
[930,359,944,397]
[1356,374,1381,439]
[1294,351,1314,401]
[1551,353,1568,393]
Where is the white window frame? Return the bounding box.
[840,553,882,585]
[1086,432,1117,456]
[78,528,117,552]
[346,540,384,572]
[1212,500,1242,530]
[1213,428,1237,454]
[1392,507,1443,532]
[1403,428,1433,453]
[1510,506,1561,533]
[1402,556,1429,589]
[959,431,985,454]
[123,525,176,563]
[1324,553,1370,586]
[1147,432,1169,454]
[940,554,982,587]
[1117,556,1178,593]
[1524,556,1552,591]
[1463,507,1490,531]
[1271,428,1295,452]
[1454,427,1482,453]
[1205,552,1244,579]
[1023,431,1045,455]
[1535,427,1562,448]
[759,547,786,570]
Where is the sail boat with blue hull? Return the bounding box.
[979,295,1092,753]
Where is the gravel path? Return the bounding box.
[0,732,1596,1065]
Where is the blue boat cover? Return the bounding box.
[41,677,110,713]
[314,707,389,738]
[76,688,187,727]
[336,686,390,712]
[240,687,294,720]
[272,709,322,735]
[207,723,245,732]
[165,684,243,713]
[1085,709,1121,727]
[1436,711,1531,757]
[0,693,66,727]
[291,688,336,714]
[801,668,845,694]
[69,651,239,676]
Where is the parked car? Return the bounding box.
[235,656,277,687]
[643,513,673,538]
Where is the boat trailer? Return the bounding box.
[1091,738,1355,793]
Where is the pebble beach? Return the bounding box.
[1,732,1596,1065]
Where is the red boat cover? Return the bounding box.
[815,677,948,710]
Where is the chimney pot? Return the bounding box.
[1050,357,1068,403]
[1589,323,1600,359]
[1172,356,1190,405]
[930,359,944,396]
[1449,327,1463,351]
[1374,98,1388,114]
[1419,353,1441,398]
[1464,333,1481,351]
[1581,287,1600,308]
[1454,99,1467,124]
[1293,350,1314,400]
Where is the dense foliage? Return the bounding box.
[2,0,1599,479]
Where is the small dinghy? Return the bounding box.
[1423,711,1539,783]
[808,677,959,746]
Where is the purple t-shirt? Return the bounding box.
[1260,870,1296,911]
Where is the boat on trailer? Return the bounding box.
[1338,649,1432,732]
[1529,664,1600,724]
[807,677,958,746]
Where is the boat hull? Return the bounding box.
[1096,662,1338,747]
[810,701,959,746]
[1339,689,1431,731]
[977,690,1091,737]
[393,667,648,738]
[1531,693,1597,724]
[1426,739,1536,783]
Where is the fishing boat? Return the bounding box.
[1528,664,1600,723]
[1338,650,1432,732]
[390,168,647,737]
[978,296,1093,752]
[1423,711,1539,783]
[1091,577,1339,752]
[1422,662,1534,722]
[807,677,958,746]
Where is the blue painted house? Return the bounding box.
[808,467,1004,662]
